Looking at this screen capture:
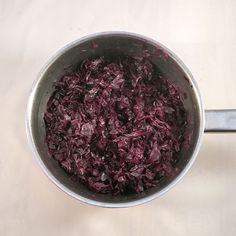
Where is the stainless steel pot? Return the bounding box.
[26,32,236,208]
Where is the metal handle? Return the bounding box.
[205,110,236,132]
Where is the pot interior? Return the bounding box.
[29,33,203,206]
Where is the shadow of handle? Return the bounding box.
[205,110,236,132]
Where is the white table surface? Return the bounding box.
[1,0,236,235]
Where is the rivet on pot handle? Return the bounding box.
[205,110,236,132]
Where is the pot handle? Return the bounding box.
[205,110,236,132]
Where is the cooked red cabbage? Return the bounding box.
[44,55,188,195]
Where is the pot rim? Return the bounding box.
[26,31,205,208]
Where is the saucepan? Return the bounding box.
[26,32,236,207]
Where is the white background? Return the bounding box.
[0,0,236,235]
